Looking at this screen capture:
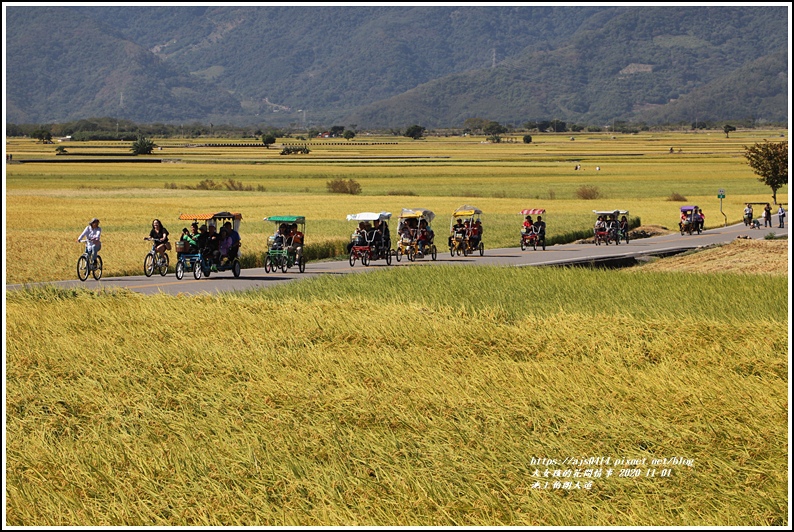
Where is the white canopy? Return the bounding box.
[346,212,392,222]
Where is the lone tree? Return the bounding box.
[744,140,788,205]
[723,124,736,138]
[131,136,155,155]
[404,125,425,140]
[262,134,277,148]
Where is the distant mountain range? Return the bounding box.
[5,5,789,129]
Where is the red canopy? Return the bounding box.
[520,209,546,215]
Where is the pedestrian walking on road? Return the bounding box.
[778,206,786,228]
[763,203,772,227]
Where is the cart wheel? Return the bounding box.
[431,245,437,261]
[91,255,103,280]
[299,256,306,273]
[385,248,392,266]
[176,260,185,280]
[479,242,484,256]
[462,245,468,257]
[407,248,415,262]
[280,257,288,273]
[143,252,155,277]
[521,239,526,251]
[396,248,402,262]
[362,253,370,267]
[450,246,455,257]
[264,253,271,273]
[77,255,89,281]
[232,259,242,278]
[193,261,203,280]
[349,253,356,267]
[532,240,537,251]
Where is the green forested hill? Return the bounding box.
[5,5,788,128]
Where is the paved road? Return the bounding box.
[7,222,788,296]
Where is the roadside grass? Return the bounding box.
[5,266,787,526]
[634,239,789,275]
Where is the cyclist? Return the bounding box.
[147,219,171,257]
[533,216,546,246]
[77,217,102,267]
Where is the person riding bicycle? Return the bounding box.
[222,221,241,259]
[533,216,546,246]
[288,222,304,260]
[469,220,482,250]
[147,219,171,256]
[347,221,368,254]
[449,218,465,248]
[594,216,606,235]
[77,217,102,266]
[416,219,431,255]
[217,228,232,265]
[619,215,629,237]
[522,215,534,236]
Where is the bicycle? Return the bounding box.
[76,242,103,281]
[143,238,170,277]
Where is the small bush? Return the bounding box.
[224,179,254,191]
[327,178,362,195]
[164,182,178,189]
[764,232,779,240]
[575,185,601,200]
[523,135,533,144]
[194,179,222,190]
[387,190,418,196]
[668,192,687,201]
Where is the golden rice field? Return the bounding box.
[5,257,788,526]
[4,130,788,283]
[4,130,789,526]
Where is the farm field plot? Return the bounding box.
[4,130,789,526]
[4,130,787,283]
[5,260,788,526]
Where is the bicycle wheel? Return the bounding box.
[233,259,242,278]
[521,239,526,251]
[176,260,185,280]
[407,247,415,262]
[193,260,203,280]
[92,256,103,280]
[431,245,437,261]
[479,242,484,256]
[349,253,356,267]
[362,253,370,267]
[264,253,271,273]
[159,253,170,276]
[396,248,403,262]
[299,256,306,273]
[77,255,89,281]
[143,252,155,277]
[385,248,392,266]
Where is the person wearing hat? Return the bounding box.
[77,218,102,267]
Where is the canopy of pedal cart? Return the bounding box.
[179,211,242,231]
[263,215,305,225]
[398,208,435,222]
[592,209,629,217]
[452,205,483,217]
[345,212,392,222]
[520,208,546,215]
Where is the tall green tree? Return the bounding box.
[744,140,788,205]
[404,125,425,140]
[130,136,155,155]
[723,124,736,138]
[262,134,276,148]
